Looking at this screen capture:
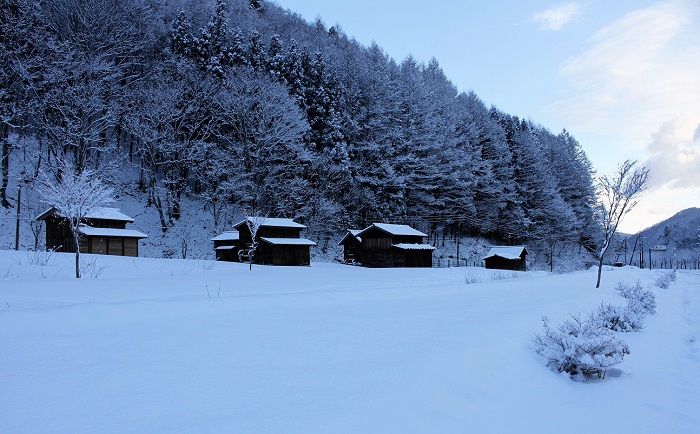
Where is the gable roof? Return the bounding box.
[211,231,240,242]
[36,207,135,222]
[483,246,528,260]
[358,223,427,238]
[234,217,306,230]
[338,229,362,246]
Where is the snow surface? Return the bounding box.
[37,207,136,222]
[361,223,428,237]
[392,243,436,250]
[1,250,698,433]
[235,217,306,229]
[484,246,527,260]
[260,237,317,246]
[210,231,240,242]
[78,226,148,239]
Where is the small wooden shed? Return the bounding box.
[36,207,148,257]
[357,223,435,268]
[232,217,316,266]
[259,238,316,266]
[338,229,362,264]
[211,231,240,261]
[483,246,528,271]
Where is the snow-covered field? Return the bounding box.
[1,250,698,433]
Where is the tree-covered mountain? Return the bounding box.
[637,208,700,259]
[1,0,599,252]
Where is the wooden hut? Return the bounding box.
[211,231,239,261]
[483,246,528,271]
[258,238,316,266]
[338,229,362,264]
[232,217,316,266]
[357,223,435,268]
[36,207,147,257]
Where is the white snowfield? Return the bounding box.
[0,250,698,433]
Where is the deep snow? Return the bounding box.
[1,250,698,433]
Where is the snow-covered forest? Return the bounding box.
[2,0,598,256]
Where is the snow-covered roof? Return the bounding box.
[260,237,317,246]
[338,229,362,246]
[215,246,238,250]
[483,246,527,260]
[234,217,306,229]
[211,231,239,241]
[78,226,148,239]
[359,223,427,237]
[37,207,135,222]
[392,244,436,250]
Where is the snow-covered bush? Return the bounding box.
[589,302,644,332]
[654,270,676,289]
[533,315,630,379]
[615,281,656,315]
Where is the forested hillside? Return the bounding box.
[1,0,599,255]
[615,208,700,268]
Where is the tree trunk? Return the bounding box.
[149,180,168,233]
[595,256,603,288]
[1,124,11,208]
[74,232,81,278]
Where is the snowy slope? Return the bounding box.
[1,250,698,433]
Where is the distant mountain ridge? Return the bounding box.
[635,207,699,253]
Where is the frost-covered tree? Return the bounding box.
[41,0,144,170]
[205,68,309,215]
[122,60,214,231]
[345,43,406,224]
[0,0,46,207]
[241,211,268,268]
[594,160,649,287]
[38,167,114,278]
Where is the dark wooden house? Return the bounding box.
[483,246,528,271]
[231,217,316,266]
[211,231,239,261]
[357,223,435,268]
[338,229,363,264]
[36,207,148,257]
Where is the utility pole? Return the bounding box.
[629,236,638,266]
[15,182,21,250]
[455,223,460,265]
[14,174,30,251]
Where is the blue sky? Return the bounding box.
[273,0,700,233]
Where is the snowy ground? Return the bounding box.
[1,250,698,433]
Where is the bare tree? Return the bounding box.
[594,160,649,288]
[241,209,268,269]
[38,167,114,278]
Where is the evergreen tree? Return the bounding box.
[0,0,46,207]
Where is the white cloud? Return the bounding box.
[617,183,700,234]
[544,0,700,230]
[532,3,582,31]
[548,0,700,185]
[646,117,700,189]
